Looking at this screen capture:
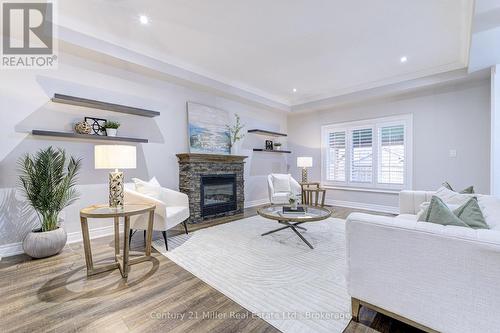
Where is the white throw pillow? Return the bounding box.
[434,186,475,206]
[478,196,500,230]
[272,174,291,193]
[416,201,460,220]
[132,177,161,199]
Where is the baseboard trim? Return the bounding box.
[244,198,269,208]
[0,225,120,258]
[0,242,24,258]
[326,199,399,214]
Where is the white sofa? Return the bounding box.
[267,174,302,204]
[346,190,500,333]
[124,183,190,251]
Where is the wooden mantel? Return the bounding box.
[176,153,248,163]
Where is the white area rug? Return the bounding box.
[152,215,351,333]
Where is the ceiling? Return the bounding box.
[58,0,474,109]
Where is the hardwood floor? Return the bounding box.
[0,206,423,333]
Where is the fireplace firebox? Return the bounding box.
[201,174,237,217]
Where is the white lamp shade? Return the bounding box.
[94,145,137,169]
[297,156,313,168]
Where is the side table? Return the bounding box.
[80,203,155,278]
[301,182,326,207]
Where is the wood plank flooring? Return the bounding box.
[0,206,423,333]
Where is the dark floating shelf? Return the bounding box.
[253,149,291,154]
[51,94,160,118]
[248,129,287,137]
[32,130,148,143]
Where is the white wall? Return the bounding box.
[491,65,500,196]
[0,45,288,250]
[288,79,491,211]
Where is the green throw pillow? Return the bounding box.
[419,196,488,229]
[454,197,489,229]
[442,181,475,194]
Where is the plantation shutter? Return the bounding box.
[351,128,373,183]
[327,131,346,181]
[378,125,405,184]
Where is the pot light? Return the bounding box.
[139,15,149,25]
[400,56,408,63]
[292,88,297,93]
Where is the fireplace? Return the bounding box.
[201,174,237,217]
[177,153,247,224]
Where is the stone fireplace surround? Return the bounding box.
[176,153,247,224]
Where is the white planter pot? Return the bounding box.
[23,227,67,258]
[106,128,117,137]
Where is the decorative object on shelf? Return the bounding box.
[187,102,230,154]
[297,157,313,183]
[18,147,82,258]
[74,120,92,135]
[85,116,107,136]
[103,120,120,137]
[253,148,291,153]
[265,140,274,150]
[226,113,245,155]
[94,145,137,208]
[274,142,282,150]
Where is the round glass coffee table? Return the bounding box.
[257,204,332,249]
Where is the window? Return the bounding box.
[327,131,346,181]
[321,115,412,190]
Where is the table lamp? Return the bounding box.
[297,157,313,183]
[94,145,137,208]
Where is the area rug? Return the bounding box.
[152,215,351,333]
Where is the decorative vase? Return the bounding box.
[74,121,91,134]
[275,145,282,150]
[23,227,67,258]
[106,128,117,137]
[291,200,298,210]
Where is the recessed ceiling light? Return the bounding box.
[139,15,149,25]
[292,88,297,93]
[400,56,408,63]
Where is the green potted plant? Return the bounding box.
[18,147,82,258]
[274,142,282,150]
[226,114,245,155]
[104,120,120,137]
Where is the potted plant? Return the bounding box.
[274,142,282,150]
[104,120,120,137]
[18,147,82,258]
[289,194,298,210]
[226,114,245,154]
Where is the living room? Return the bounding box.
[1,1,499,332]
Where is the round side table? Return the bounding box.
[80,203,155,278]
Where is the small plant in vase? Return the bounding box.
[18,147,82,258]
[226,114,245,154]
[274,142,282,150]
[104,120,120,137]
[289,194,298,210]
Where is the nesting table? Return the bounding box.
[79,203,156,278]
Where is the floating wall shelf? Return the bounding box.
[247,129,287,137]
[51,94,161,118]
[32,130,149,143]
[253,149,291,154]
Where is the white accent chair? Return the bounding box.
[267,174,302,204]
[346,190,500,333]
[124,184,190,251]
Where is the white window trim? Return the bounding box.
[321,114,413,190]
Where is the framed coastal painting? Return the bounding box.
[187,102,230,154]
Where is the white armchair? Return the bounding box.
[267,174,302,204]
[124,183,190,251]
